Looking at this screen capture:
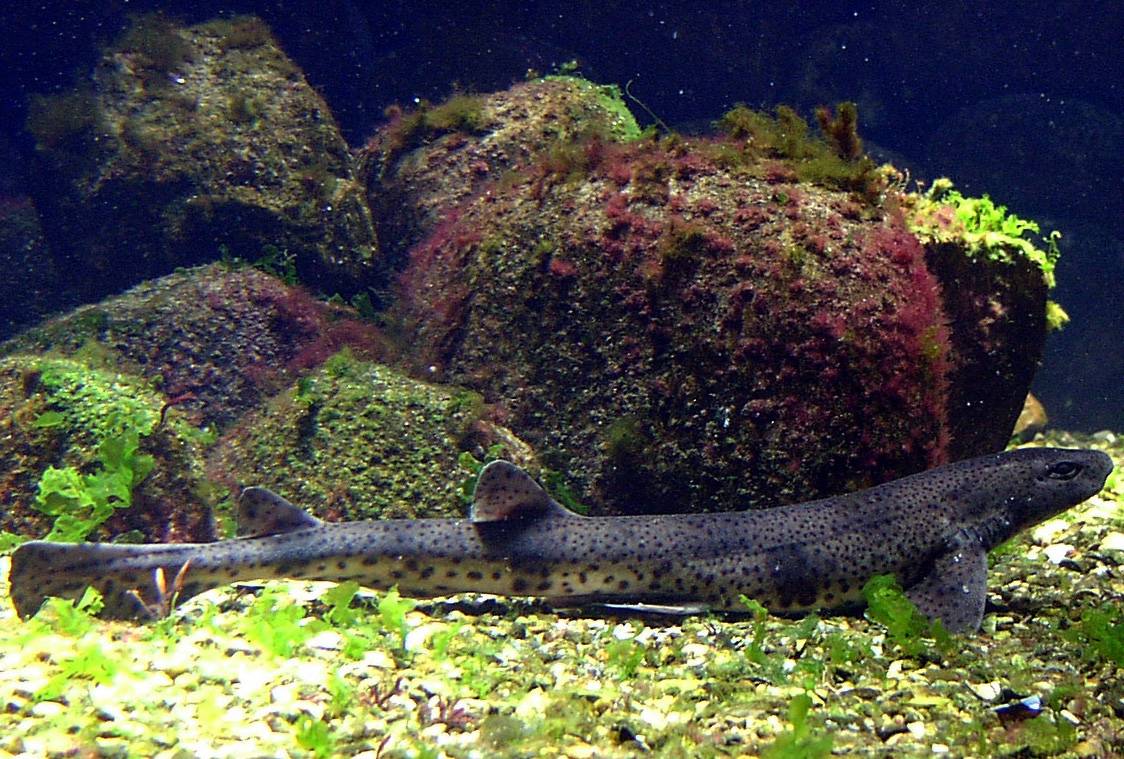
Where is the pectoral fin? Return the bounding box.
[906,534,988,633]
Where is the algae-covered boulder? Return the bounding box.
[24,14,376,301]
[904,182,1057,460]
[1,264,388,431]
[392,109,1053,515]
[357,76,642,281]
[0,355,213,543]
[205,352,536,522]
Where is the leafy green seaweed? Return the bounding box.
[762,693,833,759]
[34,430,155,542]
[908,178,1061,288]
[1062,603,1124,665]
[862,574,952,656]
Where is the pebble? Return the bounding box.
[1100,532,1124,552]
[968,681,1002,701]
[1043,544,1074,564]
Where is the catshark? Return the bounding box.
[7,447,1112,632]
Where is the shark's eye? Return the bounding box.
[1047,461,1081,480]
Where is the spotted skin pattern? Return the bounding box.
[8,448,1112,632]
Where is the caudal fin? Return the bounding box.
[9,540,198,620]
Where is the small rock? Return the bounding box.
[1032,519,1069,543]
[30,701,64,718]
[1100,532,1124,552]
[968,681,1002,701]
[1043,544,1074,564]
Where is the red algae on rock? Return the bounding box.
[357,76,642,285]
[1,264,390,430]
[393,134,961,515]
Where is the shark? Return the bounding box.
[7,447,1112,632]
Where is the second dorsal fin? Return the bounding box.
[471,461,574,523]
[237,487,324,537]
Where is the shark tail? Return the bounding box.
[9,540,202,620]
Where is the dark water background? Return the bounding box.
[0,1,1120,431]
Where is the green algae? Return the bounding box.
[907,178,1062,289]
[30,357,160,447]
[34,429,155,543]
[714,103,882,195]
[541,75,644,142]
[206,351,523,522]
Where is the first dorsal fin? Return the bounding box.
[471,461,574,523]
[237,487,323,537]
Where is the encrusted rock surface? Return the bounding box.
[205,352,536,522]
[393,134,960,514]
[357,76,642,283]
[25,15,376,302]
[2,264,388,431]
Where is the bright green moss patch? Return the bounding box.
[541,75,644,142]
[32,357,160,445]
[907,178,1062,289]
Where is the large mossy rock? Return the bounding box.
[204,353,536,522]
[0,263,522,540]
[24,14,376,302]
[0,355,213,542]
[390,131,1049,515]
[1,264,388,430]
